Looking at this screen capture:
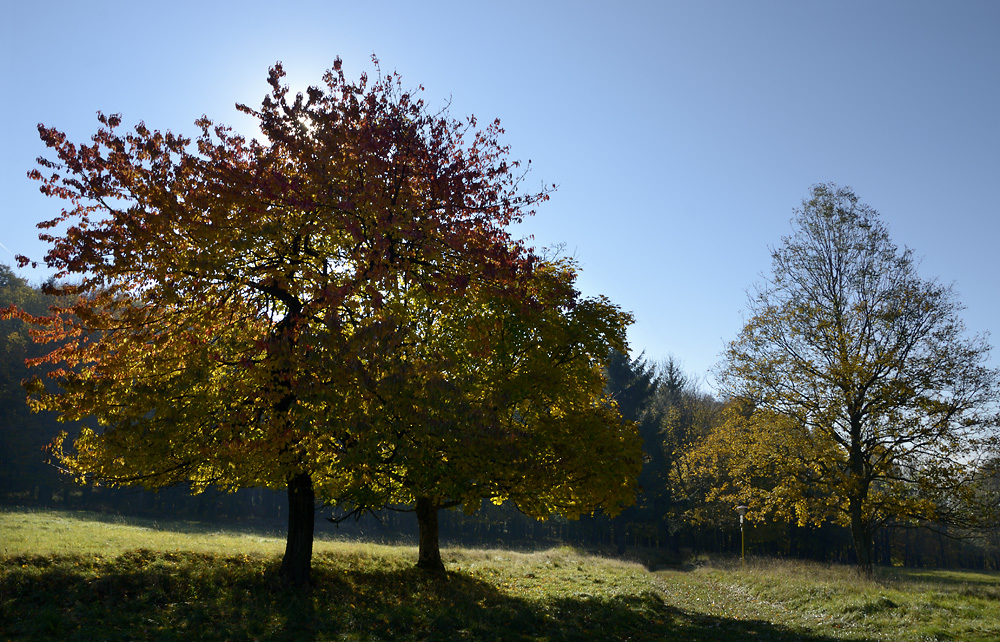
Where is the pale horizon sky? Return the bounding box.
[3,1,998,390]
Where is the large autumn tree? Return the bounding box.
[321,257,640,572]
[3,57,567,586]
[716,183,1000,575]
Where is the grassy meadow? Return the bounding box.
[2,508,999,641]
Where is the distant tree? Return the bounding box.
[673,401,838,531]
[716,184,1000,575]
[602,353,726,552]
[978,456,1000,520]
[655,356,720,467]
[0,266,67,503]
[326,258,640,572]
[606,352,659,425]
[2,58,553,586]
[656,360,727,536]
[603,351,663,551]
[976,456,1000,568]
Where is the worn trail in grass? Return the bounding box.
[713,558,1000,642]
[3,509,998,641]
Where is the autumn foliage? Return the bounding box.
[708,185,1000,575]
[3,58,640,584]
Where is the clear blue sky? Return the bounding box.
[3,1,998,389]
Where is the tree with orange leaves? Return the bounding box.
[4,58,639,585]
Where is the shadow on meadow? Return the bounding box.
[1,550,872,642]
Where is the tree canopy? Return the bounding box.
[714,183,1000,575]
[3,57,638,585]
[323,257,640,571]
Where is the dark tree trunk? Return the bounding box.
[415,496,445,573]
[848,427,875,578]
[850,498,874,578]
[279,472,315,587]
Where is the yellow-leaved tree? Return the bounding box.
[710,184,1000,575]
[318,256,640,572]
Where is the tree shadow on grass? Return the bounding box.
[1,551,874,642]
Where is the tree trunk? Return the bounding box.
[847,426,875,577]
[849,498,874,578]
[279,472,315,587]
[415,496,445,573]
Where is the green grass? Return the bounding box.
[2,508,999,641]
[686,558,1000,642]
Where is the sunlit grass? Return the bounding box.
[3,508,999,641]
[691,557,1000,641]
[1,507,288,557]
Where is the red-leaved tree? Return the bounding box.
[5,57,641,585]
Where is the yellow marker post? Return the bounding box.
[735,505,749,563]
